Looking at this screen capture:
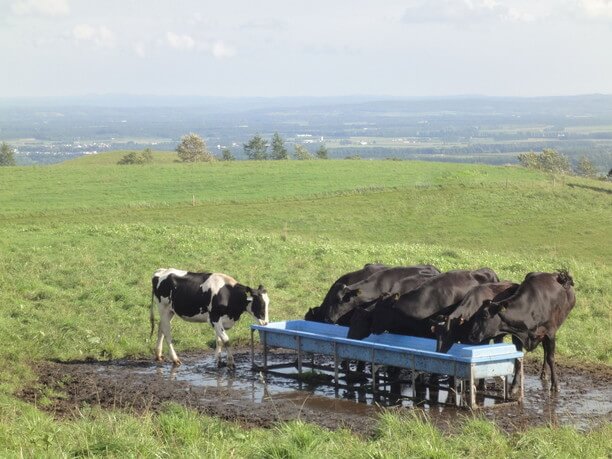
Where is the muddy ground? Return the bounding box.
[20,348,612,437]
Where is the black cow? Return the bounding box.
[304,263,388,325]
[150,268,269,368]
[347,268,499,340]
[467,271,575,392]
[433,281,519,353]
[326,265,441,324]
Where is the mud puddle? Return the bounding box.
[22,349,612,436]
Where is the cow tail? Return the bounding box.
[557,269,574,289]
[150,290,156,339]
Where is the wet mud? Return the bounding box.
[20,349,612,437]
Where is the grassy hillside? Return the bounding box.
[0,153,610,456]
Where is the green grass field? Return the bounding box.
[0,154,610,456]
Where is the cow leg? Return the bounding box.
[213,322,233,369]
[510,337,523,395]
[544,336,558,392]
[158,308,181,365]
[155,316,165,362]
[540,343,548,381]
[215,337,224,367]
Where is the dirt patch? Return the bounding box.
[19,349,612,437]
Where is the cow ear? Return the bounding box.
[258,284,264,291]
[245,286,252,295]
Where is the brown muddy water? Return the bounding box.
[22,349,612,436]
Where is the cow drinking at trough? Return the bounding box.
[432,281,519,353]
[326,264,441,324]
[150,268,269,368]
[467,271,575,392]
[304,263,388,325]
[347,268,499,340]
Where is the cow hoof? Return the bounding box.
[540,373,548,381]
[551,383,559,393]
[172,359,182,367]
[227,363,235,371]
[155,356,164,362]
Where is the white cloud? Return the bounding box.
[402,0,538,24]
[212,41,236,58]
[579,0,612,19]
[166,32,196,50]
[11,0,69,16]
[166,32,236,59]
[133,42,146,58]
[73,24,115,48]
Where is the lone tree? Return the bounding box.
[0,142,16,166]
[221,148,235,161]
[117,148,154,165]
[243,134,268,160]
[575,156,598,178]
[270,132,289,160]
[517,148,571,174]
[315,144,329,159]
[294,144,312,160]
[176,133,213,162]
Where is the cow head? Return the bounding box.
[467,299,505,344]
[472,268,499,284]
[326,285,361,323]
[246,285,269,325]
[347,308,373,340]
[304,306,323,322]
[431,314,466,353]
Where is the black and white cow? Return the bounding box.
[150,268,269,368]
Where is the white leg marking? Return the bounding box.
[215,337,224,366]
[159,308,180,365]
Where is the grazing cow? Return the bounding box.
[347,268,499,340]
[432,281,520,353]
[467,271,575,392]
[326,265,441,324]
[150,268,269,368]
[304,263,388,325]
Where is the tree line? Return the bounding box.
[172,132,328,163]
[517,148,602,178]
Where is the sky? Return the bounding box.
[1,0,611,98]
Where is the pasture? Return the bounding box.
[0,154,610,456]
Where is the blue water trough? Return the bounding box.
[251,320,524,408]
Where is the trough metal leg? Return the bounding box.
[411,355,417,398]
[250,329,255,369]
[503,375,508,401]
[333,342,339,387]
[469,364,476,409]
[371,349,377,394]
[262,331,268,371]
[296,336,302,376]
[519,357,524,403]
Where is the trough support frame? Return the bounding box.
[250,329,255,369]
[519,357,525,403]
[469,363,476,409]
[262,331,268,371]
[333,341,339,387]
[296,336,303,377]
